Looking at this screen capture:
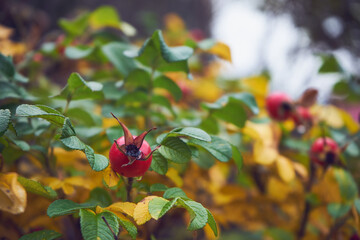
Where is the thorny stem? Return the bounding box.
[297,161,316,240]
[102,216,118,240]
[126,177,134,202]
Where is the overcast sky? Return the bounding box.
[210,0,349,103]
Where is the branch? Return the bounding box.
[297,161,316,239]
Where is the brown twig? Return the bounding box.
[0,153,4,172]
[325,214,351,240]
[126,177,134,202]
[102,216,118,240]
[297,161,316,239]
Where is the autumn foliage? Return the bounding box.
[0,6,360,240]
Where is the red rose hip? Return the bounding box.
[110,136,153,177]
[292,106,313,127]
[109,113,160,177]
[266,92,293,121]
[310,137,339,166]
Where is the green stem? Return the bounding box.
[63,94,72,114]
[145,68,156,129]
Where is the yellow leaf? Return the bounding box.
[189,79,223,103]
[106,202,136,218]
[293,162,308,179]
[244,121,278,146]
[241,76,269,107]
[340,108,360,134]
[166,168,183,187]
[0,172,27,214]
[42,177,62,190]
[203,223,218,239]
[133,196,157,225]
[53,147,85,167]
[311,105,343,128]
[267,177,291,201]
[207,42,232,62]
[65,176,91,189]
[253,141,278,165]
[164,13,186,32]
[102,117,120,128]
[276,155,295,182]
[0,25,13,39]
[95,206,104,214]
[62,183,75,195]
[102,165,120,188]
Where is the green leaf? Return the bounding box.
[163,187,188,199]
[17,176,57,199]
[0,82,32,100]
[0,109,11,136]
[47,199,96,217]
[264,228,294,240]
[87,187,112,207]
[203,92,259,128]
[14,72,29,83]
[168,127,211,142]
[197,39,216,50]
[199,117,219,135]
[61,136,86,150]
[117,218,137,239]
[151,151,168,175]
[152,95,175,115]
[125,30,193,74]
[65,46,94,59]
[158,137,191,164]
[150,183,168,192]
[125,69,151,89]
[177,199,208,230]
[66,108,97,126]
[189,136,232,162]
[16,104,66,127]
[334,168,358,202]
[84,146,109,171]
[6,134,30,151]
[231,145,243,172]
[153,75,182,101]
[59,12,90,36]
[60,119,86,150]
[89,6,121,29]
[319,54,342,73]
[206,209,218,237]
[149,197,170,220]
[191,147,215,169]
[80,209,119,240]
[102,42,137,77]
[0,53,15,78]
[354,199,360,214]
[19,230,62,240]
[56,73,103,100]
[327,203,351,219]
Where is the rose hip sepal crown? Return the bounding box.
[310,137,340,167]
[109,113,161,177]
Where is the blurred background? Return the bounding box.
[1,1,360,239]
[1,0,360,105]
